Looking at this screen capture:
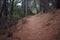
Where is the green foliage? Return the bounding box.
[0,1,40,31]
[12,2,25,19]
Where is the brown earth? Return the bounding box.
[0,10,60,40]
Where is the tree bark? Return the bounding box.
[10,0,14,18]
[24,0,28,16]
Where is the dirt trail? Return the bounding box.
[12,10,60,40]
[1,10,60,40]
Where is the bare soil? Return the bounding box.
[0,9,60,40]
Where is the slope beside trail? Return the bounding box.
[12,10,60,40]
[1,10,60,40]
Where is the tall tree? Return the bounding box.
[24,0,28,16]
[10,0,14,18]
[0,0,3,18]
[34,0,38,13]
[0,0,8,18]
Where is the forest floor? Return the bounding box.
[0,9,60,40]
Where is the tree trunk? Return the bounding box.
[24,0,28,16]
[10,0,14,19]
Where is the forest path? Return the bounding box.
[1,10,60,40]
[12,10,60,40]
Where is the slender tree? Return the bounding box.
[34,0,38,13]
[10,0,14,18]
[24,0,28,16]
[0,0,4,18]
[0,0,8,18]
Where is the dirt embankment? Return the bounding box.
[1,10,60,40]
